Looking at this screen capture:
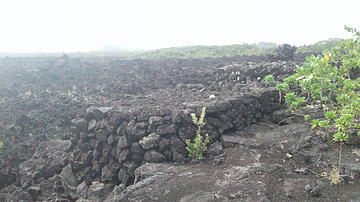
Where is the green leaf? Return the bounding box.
[333,132,349,142]
[311,119,320,129]
[325,111,337,119]
[264,75,275,83]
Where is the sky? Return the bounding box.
[0,0,359,53]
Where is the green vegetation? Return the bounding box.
[132,43,277,59]
[66,85,92,102]
[185,107,210,159]
[296,38,346,53]
[0,42,278,59]
[0,39,347,60]
[24,91,37,99]
[268,25,360,185]
[264,75,275,83]
[0,142,3,148]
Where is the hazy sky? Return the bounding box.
[0,0,359,52]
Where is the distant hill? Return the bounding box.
[93,45,144,52]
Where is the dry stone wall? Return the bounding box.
[69,59,301,187]
[71,93,277,186]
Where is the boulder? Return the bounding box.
[139,132,160,150]
[19,140,71,189]
[148,116,164,126]
[126,122,148,141]
[143,150,165,163]
[267,44,297,62]
[93,107,113,120]
[156,124,177,137]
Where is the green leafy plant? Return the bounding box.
[24,91,37,98]
[277,26,360,184]
[66,90,74,98]
[274,83,289,106]
[0,142,3,148]
[83,95,92,102]
[311,119,320,129]
[264,75,275,83]
[185,107,210,159]
[328,166,341,185]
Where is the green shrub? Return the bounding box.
[277,25,360,184]
[185,107,210,159]
[264,75,275,83]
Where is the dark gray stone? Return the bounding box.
[139,132,160,150]
[271,109,290,124]
[207,117,222,128]
[99,150,112,165]
[27,186,41,199]
[116,121,128,136]
[87,181,114,202]
[90,138,100,149]
[267,44,297,62]
[144,150,166,163]
[132,154,143,163]
[106,124,117,134]
[130,142,145,155]
[172,110,191,124]
[88,119,97,131]
[118,168,132,186]
[233,117,246,130]
[75,119,88,132]
[96,130,110,143]
[207,141,224,156]
[118,149,131,164]
[80,132,92,143]
[93,107,113,120]
[99,119,109,129]
[172,151,186,164]
[19,140,70,189]
[107,134,119,145]
[205,100,232,113]
[219,121,233,134]
[15,114,32,130]
[117,135,133,149]
[148,116,164,126]
[170,137,188,157]
[101,164,117,183]
[127,161,141,176]
[126,122,148,141]
[156,124,177,136]
[152,108,172,116]
[178,126,196,143]
[159,138,170,152]
[163,150,172,160]
[4,186,33,201]
[109,111,131,125]
[136,110,150,122]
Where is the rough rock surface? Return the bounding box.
[103,123,360,202]
[267,44,297,62]
[1,53,359,201]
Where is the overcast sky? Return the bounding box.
[0,0,359,53]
